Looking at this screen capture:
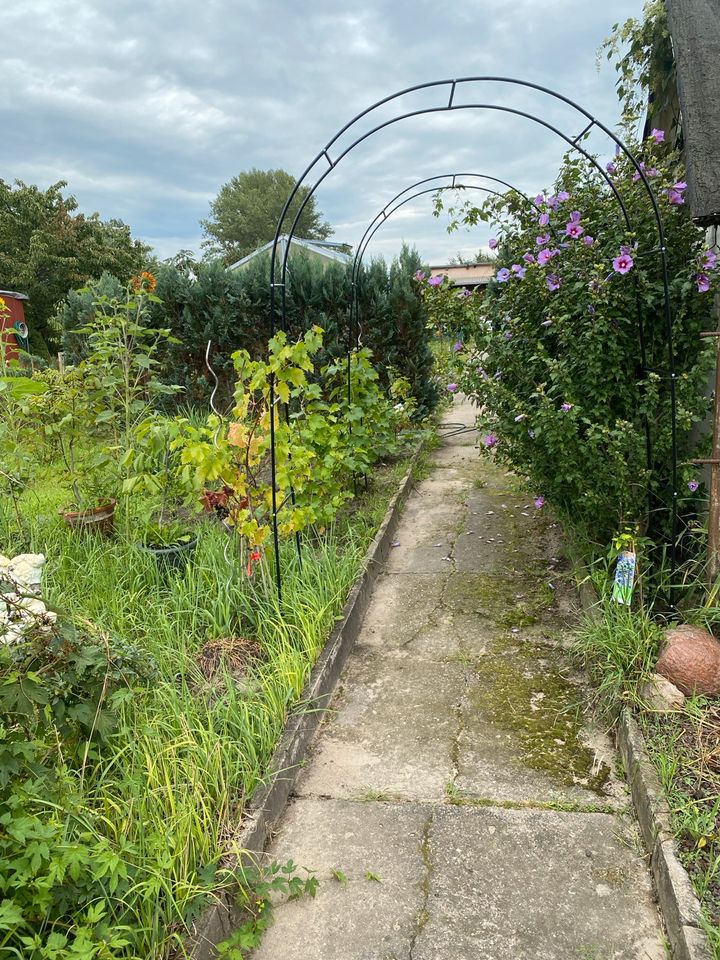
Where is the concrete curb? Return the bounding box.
[617,710,712,960]
[187,441,425,960]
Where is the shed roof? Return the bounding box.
[428,263,495,286]
[0,290,29,300]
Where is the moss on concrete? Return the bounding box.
[469,634,610,794]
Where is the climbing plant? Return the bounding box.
[448,134,717,545]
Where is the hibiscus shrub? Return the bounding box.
[446,134,718,546]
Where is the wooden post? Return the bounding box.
[57,351,65,375]
[704,296,720,584]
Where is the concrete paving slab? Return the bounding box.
[294,654,465,802]
[250,797,429,960]
[414,806,665,960]
[355,573,449,653]
[455,634,615,806]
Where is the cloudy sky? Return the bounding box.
[2,0,646,265]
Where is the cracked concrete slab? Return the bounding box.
[355,573,450,652]
[250,797,430,960]
[294,654,466,801]
[414,806,664,960]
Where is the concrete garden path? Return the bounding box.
[251,398,666,960]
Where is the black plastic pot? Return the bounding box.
[138,536,197,572]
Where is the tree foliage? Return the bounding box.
[200,168,333,263]
[0,179,150,355]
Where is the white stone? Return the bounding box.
[7,554,45,594]
[1,553,52,645]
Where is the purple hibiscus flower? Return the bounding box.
[560,402,573,412]
[650,128,665,143]
[488,237,498,250]
[583,235,595,246]
[688,479,699,493]
[702,250,718,271]
[482,433,499,448]
[697,273,711,293]
[612,253,634,275]
[534,496,545,509]
[453,340,463,352]
[667,181,687,205]
[537,247,558,266]
[536,233,551,246]
[565,221,585,239]
[428,275,443,286]
[496,268,511,283]
[606,161,617,175]
[446,383,458,393]
[538,212,550,227]
[511,264,526,279]
[523,252,536,264]
[546,274,562,291]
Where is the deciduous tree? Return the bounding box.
[200,168,333,264]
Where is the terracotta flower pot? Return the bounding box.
[60,498,117,536]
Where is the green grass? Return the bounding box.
[641,702,720,957]
[1,441,425,958]
[570,601,662,720]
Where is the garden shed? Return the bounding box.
[428,261,494,291]
[0,289,29,361]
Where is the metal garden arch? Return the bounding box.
[265,77,678,596]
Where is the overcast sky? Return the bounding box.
[2,0,646,265]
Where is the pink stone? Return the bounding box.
[656,625,720,697]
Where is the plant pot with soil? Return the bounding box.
[138,521,197,571]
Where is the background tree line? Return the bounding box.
[54,246,439,419]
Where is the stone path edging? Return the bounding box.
[617,710,712,960]
[187,440,425,960]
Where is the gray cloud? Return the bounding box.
[2,0,644,262]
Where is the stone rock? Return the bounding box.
[2,553,46,595]
[1,553,53,645]
[656,625,720,697]
[640,673,686,712]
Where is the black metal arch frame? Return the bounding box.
[346,176,544,401]
[265,77,678,597]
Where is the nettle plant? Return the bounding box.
[450,133,718,544]
[178,326,407,569]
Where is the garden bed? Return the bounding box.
[0,440,429,960]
